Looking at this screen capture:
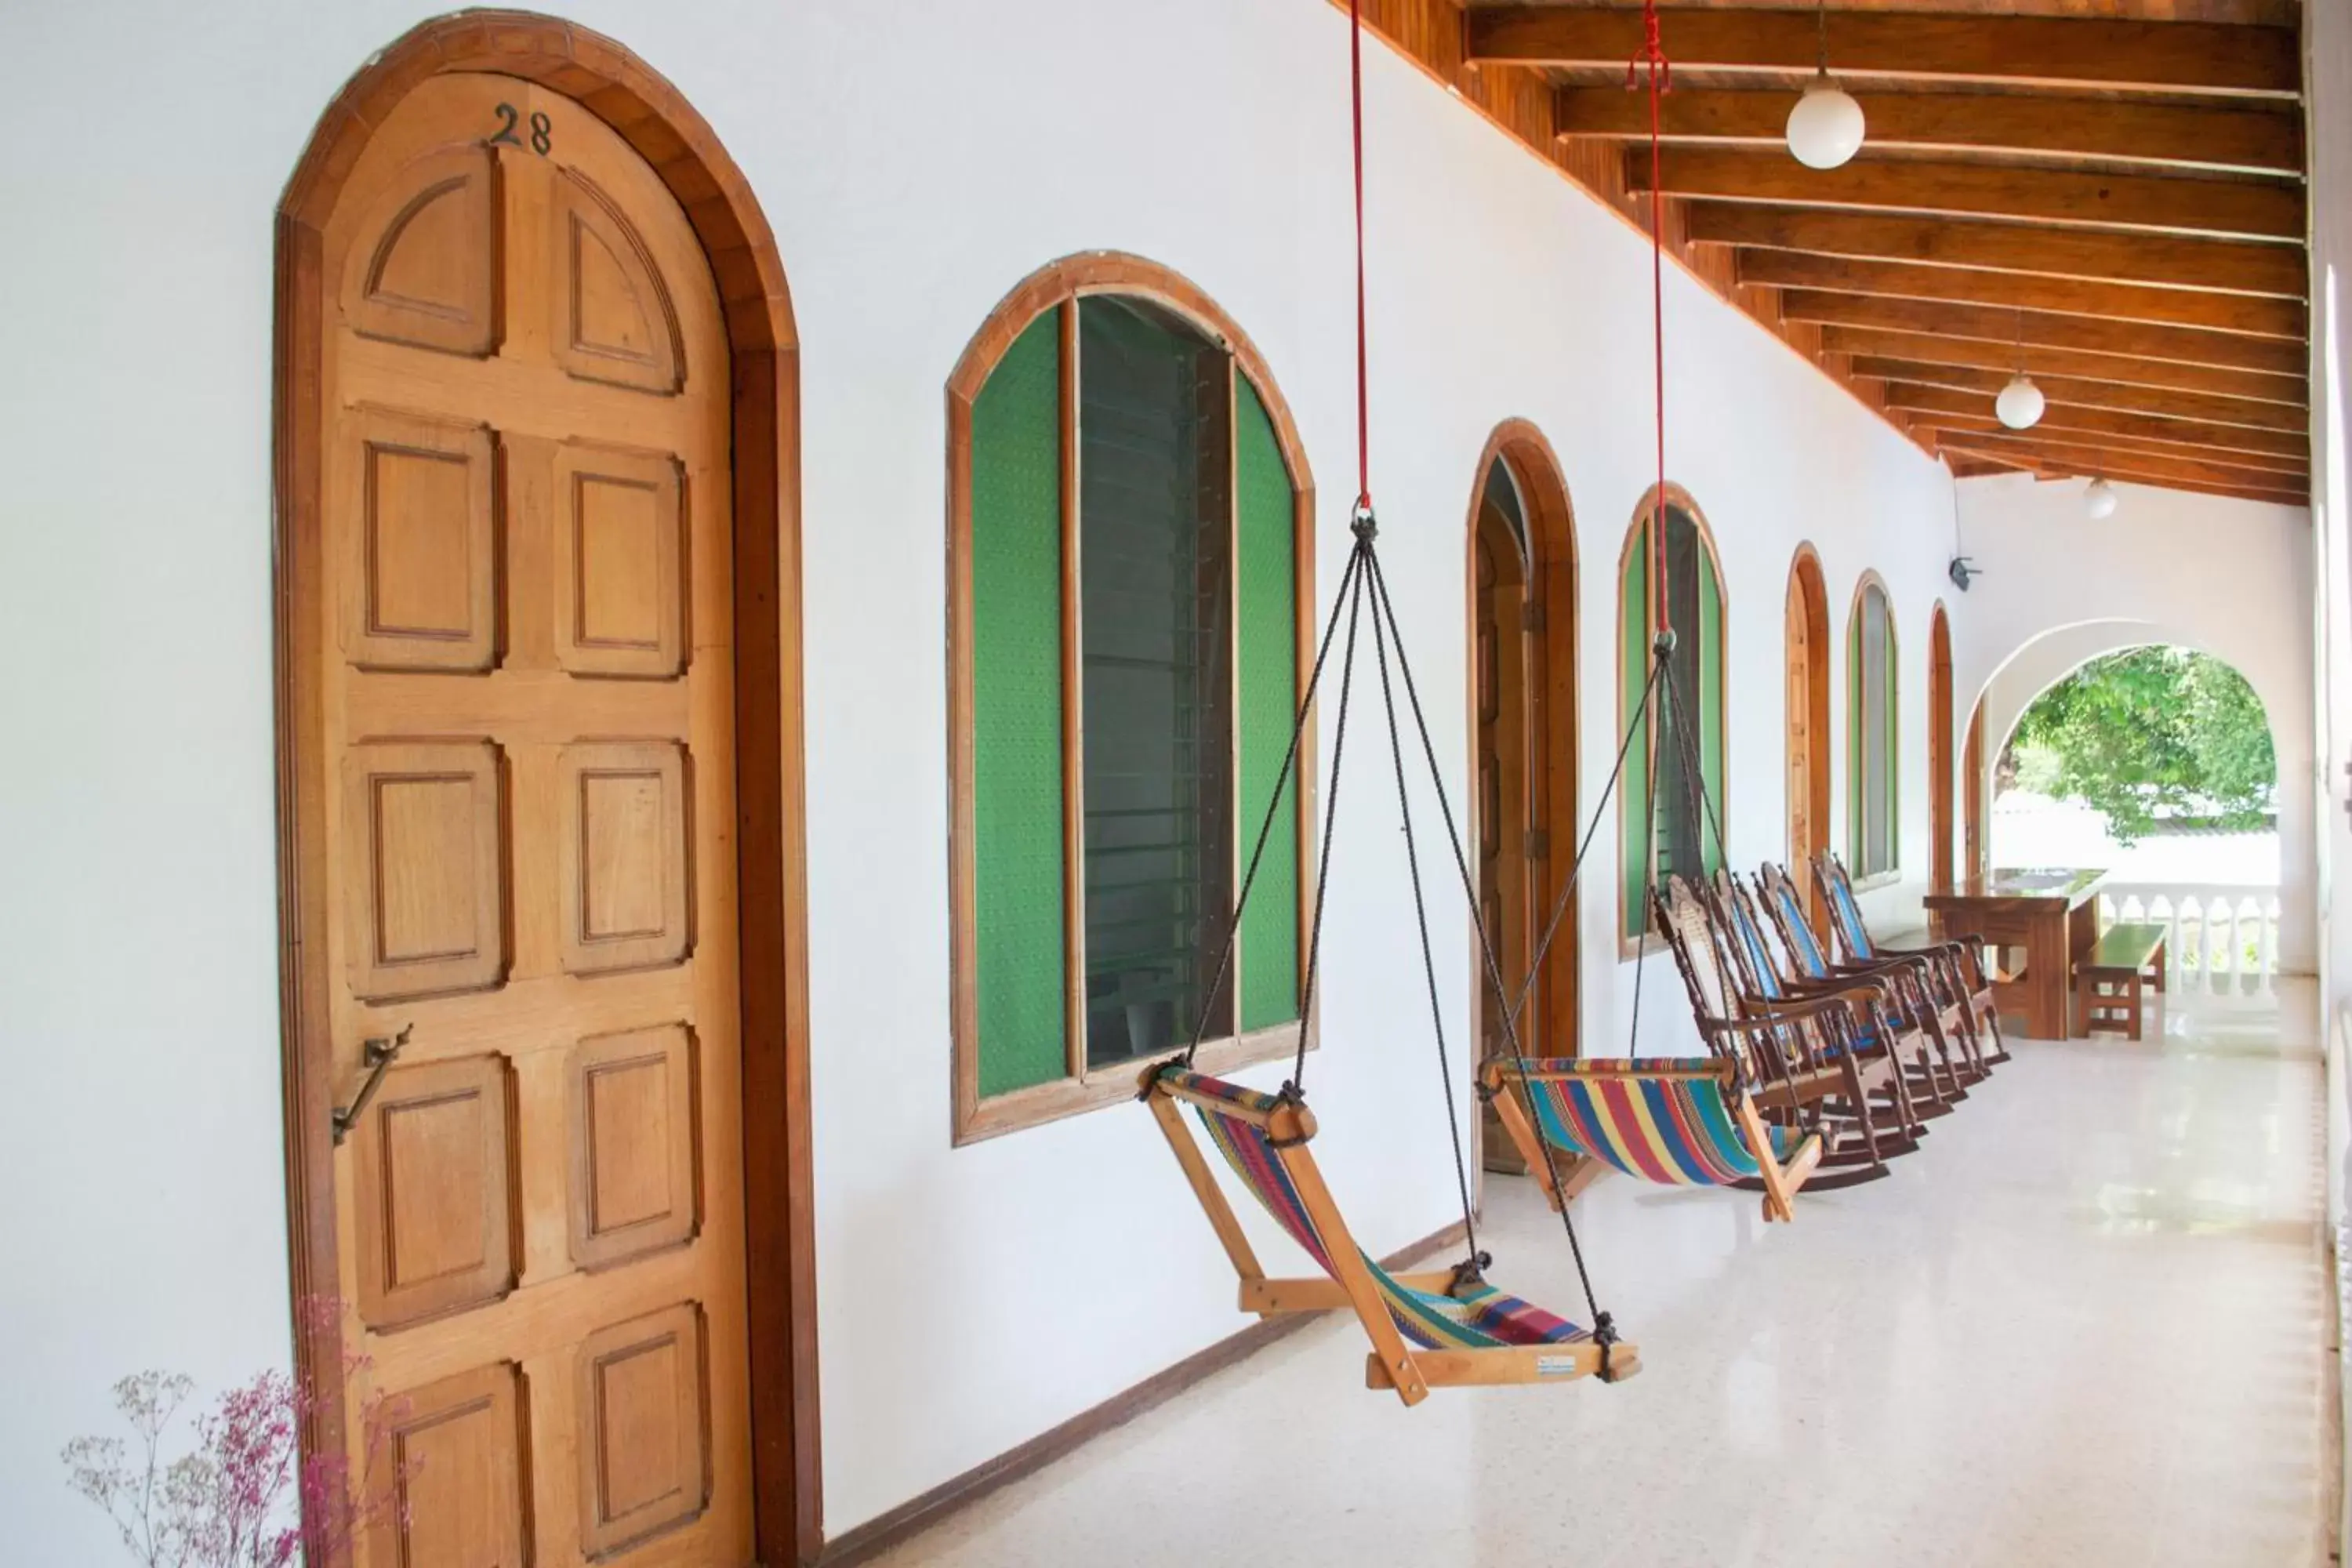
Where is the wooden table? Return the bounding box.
[1923,868,2108,1040]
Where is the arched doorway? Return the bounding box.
[273,16,815,1563]
[1465,421,1577,1170]
[1930,603,1955,893]
[1784,546,1831,934]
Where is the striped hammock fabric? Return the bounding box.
[1510,1060,1794,1186]
[1165,1068,1589,1350]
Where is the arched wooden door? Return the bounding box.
[1929,604,1955,892]
[1466,424,1576,1172]
[1784,548,1831,933]
[279,53,800,1565]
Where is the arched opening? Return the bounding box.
[943,252,1316,1144]
[1992,642,2281,995]
[272,16,815,1561]
[1846,572,1901,885]
[1617,486,1727,953]
[1464,420,1577,1169]
[1784,546,1831,935]
[1929,603,1955,894]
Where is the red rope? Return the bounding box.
[1628,2,1671,636]
[1351,0,1372,516]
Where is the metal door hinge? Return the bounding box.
[332,1025,412,1145]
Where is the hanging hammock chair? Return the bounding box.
[1142,0,1813,1400]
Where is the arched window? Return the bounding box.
[1618,490,1726,949]
[947,256,1313,1142]
[1847,575,1900,881]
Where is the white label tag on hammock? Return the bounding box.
[1536,1354,1579,1377]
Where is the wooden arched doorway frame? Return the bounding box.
[1463,419,1579,1088]
[1784,545,1832,935]
[1929,603,1955,893]
[270,13,818,1561]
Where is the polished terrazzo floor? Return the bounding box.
[875,985,2334,1567]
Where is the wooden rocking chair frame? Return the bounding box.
[1650,875,1918,1183]
[1811,853,2006,1071]
[1730,867,1972,1109]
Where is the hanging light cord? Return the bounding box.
[1815,0,1831,76]
[1351,0,1373,520]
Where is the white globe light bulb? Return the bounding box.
[1786,74,1865,169]
[2085,478,2118,520]
[1995,372,2045,430]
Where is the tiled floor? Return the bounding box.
[873,984,2336,1567]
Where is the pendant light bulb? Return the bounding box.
[2085,477,2118,520]
[1995,372,2045,430]
[1787,71,1866,169]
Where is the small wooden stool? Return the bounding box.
[2075,923,2168,1040]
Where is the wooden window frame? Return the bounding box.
[946,254,1318,1145]
[1846,571,1902,888]
[1615,484,1730,960]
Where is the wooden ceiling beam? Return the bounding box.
[1467,7,2299,93]
[1820,326,2306,408]
[1629,148,2303,241]
[1555,87,2301,174]
[1936,434,2308,500]
[1853,367,2310,456]
[1686,207,2307,297]
[1778,292,2303,375]
[1739,251,2304,337]
[1911,412,2307,477]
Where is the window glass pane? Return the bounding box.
[1656,507,1706,887]
[970,313,1069,1096]
[1619,525,1650,938]
[1078,297,1233,1069]
[1860,584,1894,877]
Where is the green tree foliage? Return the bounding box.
[2002,647,2274,844]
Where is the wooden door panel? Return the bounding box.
[318,72,751,1566]
[344,145,502,358]
[559,740,691,975]
[370,1363,530,1568]
[556,442,687,679]
[346,408,499,672]
[553,168,683,394]
[577,1304,712,1556]
[343,740,507,1001]
[352,1054,517,1330]
[570,1024,701,1270]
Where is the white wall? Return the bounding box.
[0,0,2305,1553]
[1952,475,2316,972]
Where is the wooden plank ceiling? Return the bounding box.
[1341,0,2310,506]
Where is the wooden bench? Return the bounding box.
[2075,923,2168,1040]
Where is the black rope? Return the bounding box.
[1288,517,1377,1089]
[1361,552,1625,1349]
[1181,539,1369,1068]
[1367,571,1484,1277]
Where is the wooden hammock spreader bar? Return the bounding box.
[1146,1064,1641,1404]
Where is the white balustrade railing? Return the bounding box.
[2096,882,2281,995]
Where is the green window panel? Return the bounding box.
[1236,377,1301,1033]
[970,313,1068,1097]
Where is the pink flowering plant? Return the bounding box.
[62,1305,411,1566]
